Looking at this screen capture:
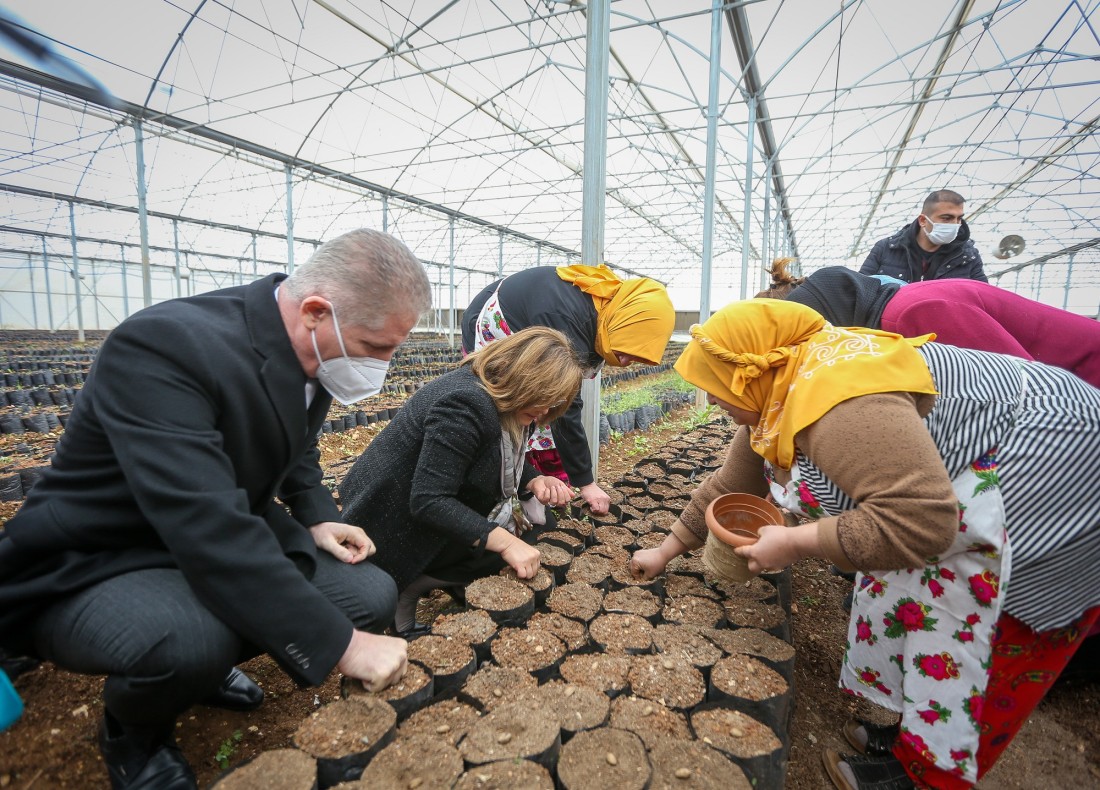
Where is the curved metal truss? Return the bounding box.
[0,0,1096,331]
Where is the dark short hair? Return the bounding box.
[922,190,965,214]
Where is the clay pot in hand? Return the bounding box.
[702,493,785,583]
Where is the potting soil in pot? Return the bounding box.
[602,586,661,621]
[458,701,561,767]
[662,595,725,628]
[547,582,604,622]
[588,613,654,655]
[626,654,705,711]
[397,699,482,747]
[652,623,723,670]
[556,727,650,790]
[490,627,566,674]
[460,665,537,710]
[348,734,464,788]
[209,748,317,790]
[558,654,631,696]
[526,611,589,650]
[648,740,753,789]
[453,758,555,790]
[607,695,691,748]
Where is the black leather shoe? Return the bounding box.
[396,622,432,641]
[200,667,264,712]
[98,714,197,790]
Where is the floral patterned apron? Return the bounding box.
[768,450,1011,783]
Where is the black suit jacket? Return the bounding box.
[0,274,351,684]
[338,366,538,591]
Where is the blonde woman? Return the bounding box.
[339,326,583,633]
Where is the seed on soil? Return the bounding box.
[594,525,635,547]
[398,700,481,747]
[557,728,650,790]
[602,586,661,620]
[490,627,565,673]
[649,740,753,789]
[690,707,782,760]
[547,582,605,622]
[662,595,725,628]
[292,697,396,760]
[676,768,692,779]
[355,734,464,789]
[406,636,474,675]
[465,575,535,620]
[566,553,611,586]
[559,653,632,696]
[460,665,538,710]
[626,655,705,711]
[459,702,561,766]
[589,613,654,655]
[709,655,788,702]
[431,609,498,646]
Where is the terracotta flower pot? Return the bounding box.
[703,494,784,583]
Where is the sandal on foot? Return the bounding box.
[822,749,914,790]
[842,717,900,756]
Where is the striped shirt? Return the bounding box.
[797,342,1100,631]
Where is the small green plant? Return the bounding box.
[627,434,651,457]
[214,730,243,770]
[797,594,821,607]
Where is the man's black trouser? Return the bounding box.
[30,555,396,727]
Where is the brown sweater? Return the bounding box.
[671,392,957,572]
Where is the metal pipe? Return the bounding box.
[448,217,456,349]
[497,230,504,276]
[382,194,389,234]
[172,219,182,298]
[120,245,129,318]
[699,0,722,323]
[1062,253,1075,311]
[740,96,756,299]
[285,164,295,273]
[26,252,37,329]
[251,233,258,278]
[134,119,153,307]
[761,157,772,291]
[69,202,84,342]
[579,0,611,479]
[41,236,53,331]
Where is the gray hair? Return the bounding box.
[283,228,431,329]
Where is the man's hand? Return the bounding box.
[527,475,572,507]
[310,521,376,564]
[578,482,611,515]
[337,631,407,692]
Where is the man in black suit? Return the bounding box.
[0,228,431,789]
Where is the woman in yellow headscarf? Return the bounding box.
[461,264,675,514]
[630,299,1100,790]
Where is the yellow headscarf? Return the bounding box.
[674,299,937,469]
[556,264,675,366]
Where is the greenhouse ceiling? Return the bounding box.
[0,0,1097,319]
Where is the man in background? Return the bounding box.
[860,189,987,282]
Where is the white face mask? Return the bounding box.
[923,219,960,246]
[310,304,389,405]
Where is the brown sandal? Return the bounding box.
[842,717,900,756]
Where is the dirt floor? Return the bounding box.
[1,409,1097,789]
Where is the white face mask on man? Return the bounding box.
[310,303,390,405]
[922,218,960,246]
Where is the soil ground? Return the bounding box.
[0,408,1097,789]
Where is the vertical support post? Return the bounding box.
[497,230,504,276]
[382,194,389,234]
[27,253,37,329]
[448,217,456,349]
[69,202,85,342]
[699,0,722,323]
[251,233,259,278]
[134,119,153,307]
[120,245,130,318]
[285,164,295,273]
[172,220,183,298]
[579,0,611,479]
[90,258,100,329]
[740,95,757,299]
[1062,253,1075,311]
[41,237,54,332]
[761,158,772,290]
[536,243,541,268]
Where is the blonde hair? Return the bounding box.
[755,257,805,299]
[463,327,583,440]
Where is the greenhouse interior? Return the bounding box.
[0,1,1097,789]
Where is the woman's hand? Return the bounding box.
[735,523,821,574]
[527,475,572,507]
[309,521,376,564]
[500,538,542,579]
[578,482,611,515]
[629,532,689,580]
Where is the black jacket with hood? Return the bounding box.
[859,219,987,283]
